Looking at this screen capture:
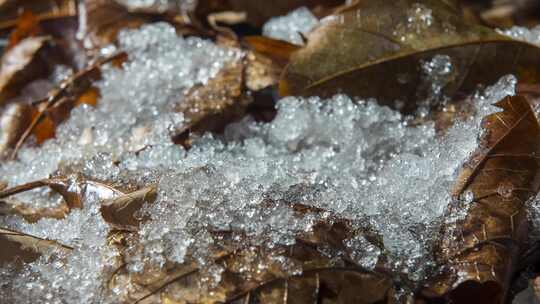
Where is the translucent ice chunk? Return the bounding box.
[498,25,540,46]
[263,7,319,45]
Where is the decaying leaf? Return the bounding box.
[100,185,157,229]
[174,58,251,147]
[244,36,300,91]
[280,0,540,112]
[0,103,32,157]
[0,36,51,105]
[423,95,540,303]
[0,176,124,220]
[0,227,72,264]
[10,51,127,159]
[196,0,344,28]
[0,0,76,31]
[78,0,156,51]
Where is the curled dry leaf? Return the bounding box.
[0,103,32,157]
[100,185,157,229]
[0,176,123,221]
[423,95,540,303]
[0,0,76,31]
[0,227,72,264]
[280,0,540,112]
[10,51,127,159]
[244,36,300,91]
[78,0,156,51]
[174,58,251,147]
[196,0,344,28]
[0,36,51,105]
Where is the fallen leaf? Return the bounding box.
[280,0,540,113]
[128,198,393,304]
[0,176,124,220]
[100,185,157,229]
[174,58,252,147]
[0,36,51,105]
[0,0,76,31]
[0,227,72,264]
[423,95,540,303]
[10,52,127,159]
[6,10,42,49]
[196,0,344,28]
[78,0,153,51]
[0,103,32,157]
[243,37,300,91]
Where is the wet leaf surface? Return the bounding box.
[127,201,394,304]
[100,185,157,229]
[0,176,124,220]
[174,58,251,148]
[424,95,540,303]
[280,0,540,112]
[0,36,51,105]
[0,227,72,264]
[196,0,344,28]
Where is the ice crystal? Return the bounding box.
[393,3,434,42]
[263,7,319,45]
[498,25,540,46]
[420,54,455,105]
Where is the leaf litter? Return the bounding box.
[1,1,540,303]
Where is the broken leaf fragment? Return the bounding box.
[244,36,300,91]
[100,185,156,229]
[0,36,50,105]
[424,95,540,303]
[0,176,123,221]
[174,59,251,147]
[0,227,72,264]
[280,0,540,112]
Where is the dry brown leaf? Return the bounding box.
[0,0,76,31]
[0,176,124,221]
[100,185,157,229]
[0,103,32,157]
[5,10,42,49]
[10,52,127,159]
[79,0,201,54]
[125,199,393,304]
[196,0,344,28]
[243,37,300,92]
[0,227,72,265]
[0,36,51,105]
[78,0,154,51]
[280,0,540,113]
[174,58,251,147]
[423,95,540,303]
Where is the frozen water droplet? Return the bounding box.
[462,190,475,203]
[393,3,434,42]
[263,7,319,45]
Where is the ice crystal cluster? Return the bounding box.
[262,7,319,45]
[498,25,540,46]
[118,0,198,13]
[0,21,522,303]
[393,3,435,42]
